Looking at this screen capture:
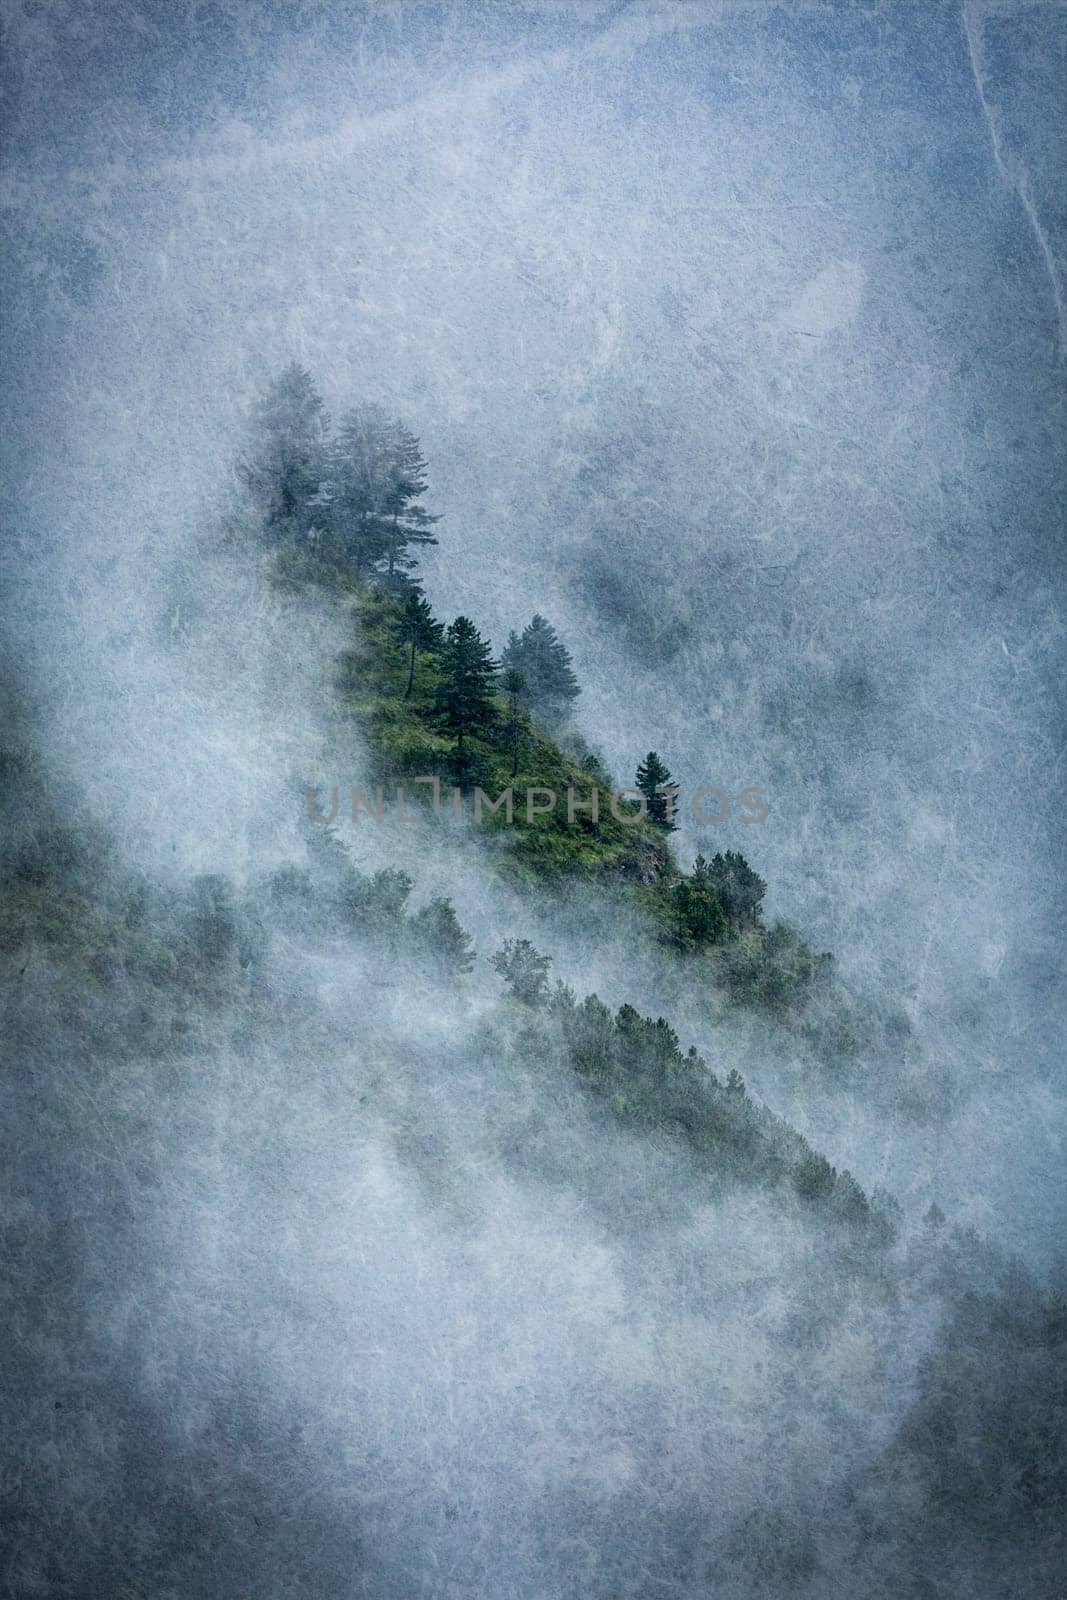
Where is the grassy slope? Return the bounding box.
[331,577,674,887]
[278,549,833,1017]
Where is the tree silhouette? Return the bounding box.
[394,590,443,699]
[379,418,440,584]
[704,851,766,927]
[635,751,677,831]
[324,404,393,572]
[490,938,552,1005]
[242,364,328,536]
[324,406,439,579]
[434,616,499,775]
[500,615,579,728]
[502,667,526,777]
[671,854,728,948]
[409,897,475,975]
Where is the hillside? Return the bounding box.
[271,535,835,1019]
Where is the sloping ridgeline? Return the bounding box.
[250,366,922,1103]
[3,373,1062,1599]
[255,365,839,1011]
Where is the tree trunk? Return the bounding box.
[404,639,416,699]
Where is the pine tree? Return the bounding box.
[502,667,526,777]
[324,404,394,573]
[490,938,552,1005]
[704,851,766,927]
[635,751,677,831]
[394,590,443,699]
[241,363,328,537]
[324,407,439,579]
[409,897,475,976]
[500,615,579,728]
[434,616,499,774]
[379,418,440,584]
[671,854,728,948]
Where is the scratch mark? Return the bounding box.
[962,0,1067,361]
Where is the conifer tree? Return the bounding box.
[704,851,766,927]
[635,751,677,831]
[671,854,728,948]
[379,418,440,583]
[490,938,552,1005]
[502,667,526,777]
[323,404,388,571]
[242,363,328,536]
[500,615,579,728]
[394,590,443,699]
[324,406,439,579]
[409,897,475,976]
[434,616,499,773]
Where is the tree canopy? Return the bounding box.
[434,615,499,774]
[243,374,439,583]
[500,615,579,728]
[394,589,444,699]
[635,751,677,831]
[241,362,329,534]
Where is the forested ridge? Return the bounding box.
[2,365,1064,1598]
[251,365,839,1002]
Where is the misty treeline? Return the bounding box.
[7,659,1064,1597]
[246,364,835,1018]
[3,369,1064,1600]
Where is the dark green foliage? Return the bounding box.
[394,590,443,699]
[709,922,832,1009]
[502,667,526,776]
[670,854,729,948]
[635,751,677,830]
[409,897,475,976]
[490,938,552,1005]
[324,405,440,582]
[500,615,580,728]
[240,363,328,536]
[245,385,840,1022]
[434,615,500,776]
[794,1151,836,1201]
[333,583,830,1011]
[701,851,766,927]
[535,985,878,1224]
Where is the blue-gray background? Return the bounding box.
[4,0,1063,1249]
[1,7,1065,1595]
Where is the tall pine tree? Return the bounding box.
[703,851,766,927]
[379,419,440,584]
[500,615,579,728]
[435,616,499,774]
[394,590,443,700]
[324,406,439,580]
[635,751,677,831]
[242,364,328,537]
[502,667,526,777]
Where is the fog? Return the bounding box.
[2,3,1064,1596]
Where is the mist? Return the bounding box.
[2,3,1064,1596]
